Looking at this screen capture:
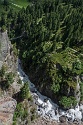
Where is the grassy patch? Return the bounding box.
[0,0,30,15]
[10,0,29,8]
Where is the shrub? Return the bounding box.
[72,59,81,71]
[12,43,18,57]
[18,79,22,84]
[1,25,6,32]
[51,83,60,93]
[6,72,14,86]
[0,65,6,77]
[59,96,77,109]
[3,0,9,6]
[20,82,31,100]
[13,103,23,120]
[13,103,28,123]
[12,121,17,125]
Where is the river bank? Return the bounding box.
[30,117,83,125]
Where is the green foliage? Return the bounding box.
[59,96,77,109]
[3,0,9,6]
[20,82,31,100]
[0,0,29,15]
[13,103,23,120]
[72,59,82,75]
[13,100,36,124]
[0,65,14,88]
[42,42,52,53]
[72,59,81,74]
[13,102,28,122]
[1,25,6,32]
[6,72,14,84]
[18,78,22,84]
[12,121,17,125]
[0,0,83,105]
[0,65,6,77]
[51,83,60,94]
[0,69,14,89]
[12,43,18,57]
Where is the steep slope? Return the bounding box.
[0,30,10,69]
[0,0,83,111]
[0,97,16,125]
[0,30,18,125]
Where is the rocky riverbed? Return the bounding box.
[30,117,83,125]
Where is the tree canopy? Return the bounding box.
[0,0,83,108]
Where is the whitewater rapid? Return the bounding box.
[17,59,83,123]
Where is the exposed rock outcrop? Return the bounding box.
[0,30,18,125]
[0,30,11,69]
[0,97,17,125]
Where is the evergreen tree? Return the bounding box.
[20,82,30,100]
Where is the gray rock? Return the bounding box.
[59,116,67,123]
[0,31,11,69]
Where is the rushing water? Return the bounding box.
[17,59,83,123]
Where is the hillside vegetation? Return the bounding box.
[0,0,30,15]
[0,0,83,109]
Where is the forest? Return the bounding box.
[0,0,83,109]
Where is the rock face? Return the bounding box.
[0,30,17,125]
[0,97,17,125]
[0,30,11,69]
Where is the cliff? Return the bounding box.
[0,30,17,125]
[0,30,10,69]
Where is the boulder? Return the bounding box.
[59,116,67,123]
